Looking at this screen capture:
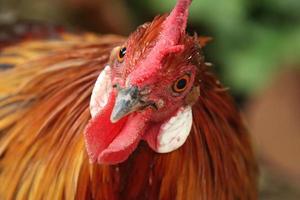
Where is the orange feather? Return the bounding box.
[0,30,257,199]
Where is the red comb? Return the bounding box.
[130,0,192,86]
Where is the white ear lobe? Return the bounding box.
[90,65,112,118]
[156,106,193,153]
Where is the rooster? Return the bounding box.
[0,0,257,199]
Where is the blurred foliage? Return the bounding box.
[133,0,300,95]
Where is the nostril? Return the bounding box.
[130,87,139,99]
[113,84,120,90]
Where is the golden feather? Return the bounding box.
[0,32,257,199]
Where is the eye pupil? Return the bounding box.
[119,47,126,59]
[176,79,187,90]
[173,74,190,93]
[117,47,126,63]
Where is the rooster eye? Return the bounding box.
[173,74,190,93]
[117,47,126,63]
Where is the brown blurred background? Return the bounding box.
[0,0,299,199]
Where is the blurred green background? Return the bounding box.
[0,0,299,199]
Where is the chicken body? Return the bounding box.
[0,32,257,200]
[0,2,257,200]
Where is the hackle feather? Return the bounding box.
[0,31,257,199]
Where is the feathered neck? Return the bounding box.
[0,30,257,200]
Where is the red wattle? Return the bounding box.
[84,91,128,163]
[143,123,163,151]
[84,91,152,164]
[98,113,149,164]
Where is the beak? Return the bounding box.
[110,86,142,123]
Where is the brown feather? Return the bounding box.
[0,32,257,199]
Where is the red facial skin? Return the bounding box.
[84,0,200,164]
[86,36,200,164]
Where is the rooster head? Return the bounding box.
[85,0,203,164]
